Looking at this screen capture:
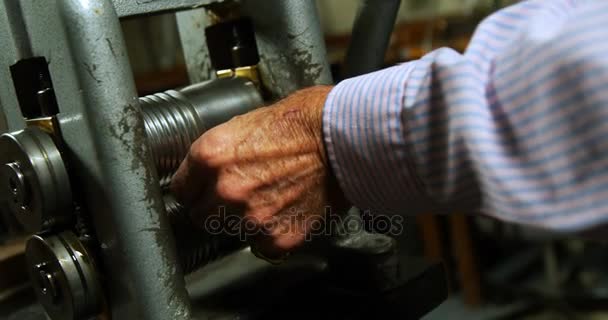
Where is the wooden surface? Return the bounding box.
[450,213,482,307]
[417,212,484,307]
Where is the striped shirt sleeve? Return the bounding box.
[322,0,608,232]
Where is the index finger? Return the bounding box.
[170,147,217,209]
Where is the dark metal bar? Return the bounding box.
[342,0,402,79]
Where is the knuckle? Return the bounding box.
[216,179,247,201]
[189,137,218,165]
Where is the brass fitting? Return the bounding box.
[217,65,261,88]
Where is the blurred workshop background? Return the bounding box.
[3,1,608,319]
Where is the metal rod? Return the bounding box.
[342,0,402,79]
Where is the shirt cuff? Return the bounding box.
[322,64,429,215]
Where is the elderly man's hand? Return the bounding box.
[170,85,347,261]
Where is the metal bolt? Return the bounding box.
[1,162,29,210]
[36,267,59,303]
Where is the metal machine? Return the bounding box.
[0,1,447,319]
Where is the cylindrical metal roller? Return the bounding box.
[164,194,247,274]
[0,126,73,232]
[143,77,262,272]
[25,231,104,320]
[141,77,263,186]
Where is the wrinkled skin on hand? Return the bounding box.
[170,85,348,260]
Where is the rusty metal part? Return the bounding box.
[24,231,104,320]
[0,126,72,233]
[141,77,263,186]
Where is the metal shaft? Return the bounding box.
[140,77,263,186]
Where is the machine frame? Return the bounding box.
[0,1,446,319]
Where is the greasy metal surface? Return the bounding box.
[24,231,103,320]
[342,0,402,79]
[112,0,224,18]
[141,77,262,186]
[240,0,334,99]
[17,0,191,318]
[176,7,217,84]
[0,127,73,232]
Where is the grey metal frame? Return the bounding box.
[240,0,334,99]
[176,0,334,99]
[176,7,217,84]
[0,1,190,318]
[0,0,333,318]
[113,0,217,18]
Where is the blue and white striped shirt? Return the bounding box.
[323,0,608,232]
